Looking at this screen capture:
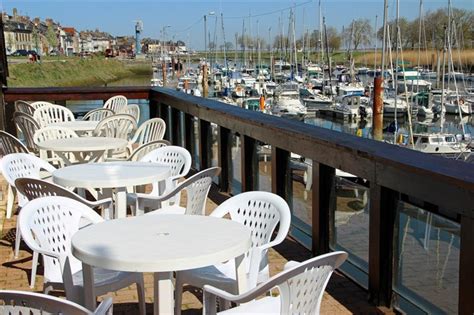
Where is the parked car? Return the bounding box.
[12,49,28,56]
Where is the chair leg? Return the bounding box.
[174,274,184,315]
[14,219,21,259]
[30,251,39,288]
[136,276,146,315]
[6,185,15,219]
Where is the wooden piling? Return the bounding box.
[162,61,167,87]
[202,64,208,98]
[372,76,384,141]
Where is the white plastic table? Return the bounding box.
[53,161,170,218]
[36,137,127,165]
[49,121,99,133]
[72,214,251,314]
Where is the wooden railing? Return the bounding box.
[2,86,473,314]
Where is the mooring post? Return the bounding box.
[202,63,208,98]
[162,61,167,87]
[372,76,384,141]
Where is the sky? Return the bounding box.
[1,0,472,50]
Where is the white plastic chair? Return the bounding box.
[128,139,170,162]
[31,101,55,109]
[13,112,40,153]
[83,108,114,121]
[139,166,221,216]
[123,104,140,122]
[16,177,114,221]
[202,251,348,315]
[129,118,166,149]
[15,177,114,288]
[175,191,292,315]
[0,130,29,156]
[1,153,56,288]
[33,104,75,127]
[18,196,146,315]
[129,146,191,213]
[103,95,128,113]
[14,100,36,116]
[0,290,113,315]
[93,114,137,158]
[34,126,79,166]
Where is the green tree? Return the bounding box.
[326,27,342,52]
[46,25,58,53]
[344,19,372,50]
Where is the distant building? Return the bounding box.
[2,12,34,53]
[62,27,80,55]
[79,30,114,53]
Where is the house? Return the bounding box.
[2,12,34,53]
[79,30,114,53]
[62,27,80,55]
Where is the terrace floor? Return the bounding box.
[0,185,394,314]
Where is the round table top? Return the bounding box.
[36,137,127,152]
[49,121,99,132]
[53,161,171,188]
[72,215,251,272]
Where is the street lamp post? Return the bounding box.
[203,11,215,62]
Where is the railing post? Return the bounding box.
[218,126,231,193]
[312,162,335,256]
[459,215,474,314]
[149,97,158,119]
[271,147,290,200]
[240,135,258,192]
[170,107,180,146]
[199,119,211,170]
[184,113,194,157]
[368,184,398,307]
[159,103,170,142]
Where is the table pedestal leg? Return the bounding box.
[82,263,96,311]
[234,254,248,294]
[114,187,127,219]
[154,272,174,315]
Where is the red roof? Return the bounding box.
[62,27,76,35]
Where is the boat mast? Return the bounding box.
[374,15,378,71]
[380,0,388,78]
[319,0,324,67]
[221,14,228,74]
[446,7,466,134]
[292,8,298,78]
[394,0,399,143]
[323,17,333,98]
[440,25,447,134]
[416,0,423,94]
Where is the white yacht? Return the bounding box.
[271,82,307,120]
[400,133,469,158]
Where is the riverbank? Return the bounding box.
[7,57,152,87]
[192,49,474,70]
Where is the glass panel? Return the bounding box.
[289,154,312,249]
[330,175,370,287]
[230,133,241,195]
[211,123,219,185]
[393,203,460,314]
[257,143,271,192]
[192,117,199,170]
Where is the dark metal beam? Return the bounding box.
[199,119,211,170]
[369,185,399,306]
[218,127,231,193]
[312,162,335,256]
[241,135,258,192]
[459,215,474,314]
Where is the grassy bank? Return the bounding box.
[354,49,474,70]
[7,57,152,87]
[193,49,474,70]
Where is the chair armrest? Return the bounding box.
[88,197,113,209]
[94,297,113,315]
